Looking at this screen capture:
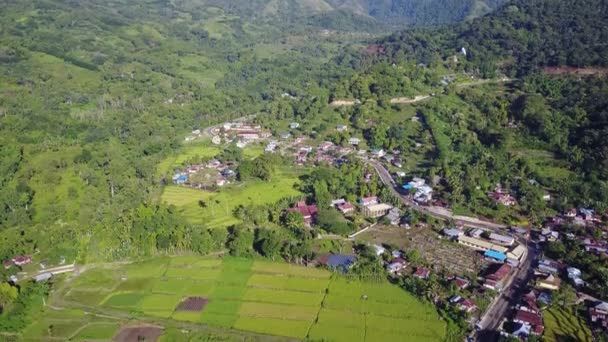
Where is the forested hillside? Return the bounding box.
[381,0,608,75]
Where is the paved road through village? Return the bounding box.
[369,160,535,340]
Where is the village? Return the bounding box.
[172,119,608,340]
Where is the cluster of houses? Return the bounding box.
[402,177,433,203]
[218,122,272,148]
[507,290,546,337]
[172,159,235,189]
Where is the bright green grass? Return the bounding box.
[152,278,190,294]
[366,315,445,340]
[65,289,110,306]
[200,312,237,327]
[161,168,302,228]
[122,258,170,278]
[308,323,365,342]
[315,309,366,328]
[251,261,331,278]
[239,302,318,321]
[45,321,84,338]
[103,292,145,308]
[139,294,183,318]
[233,316,311,339]
[172,311,202,323]
[365,329,437,342]
[62,256,446,340]
[247,274,329,292]
[114,277,154,292]
[72,322,120,340]
[242,288,324,307]
[165,267,221,280]
[544,307,593,342]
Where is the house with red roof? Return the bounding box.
[413,267,430,279]
[336,202,355,214]
[287,201,318,225]
[451,276,470,290]
[514,309,544,335]
[483,263,512,291]
[3,255,32,269]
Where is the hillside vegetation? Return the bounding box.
[381,0,608,75]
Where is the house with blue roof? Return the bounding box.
[326,254,356,273]
[484,249,507,262]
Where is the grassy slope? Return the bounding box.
[544,306,593,342]
[161,167,303,228]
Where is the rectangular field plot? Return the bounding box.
[322,294,366,313]
[233,317,311,339]
[200,312,237,327]
[365,328,438,342]
[65,289,110,306]
[172,311,202,322]
[242,288,324,307]
[239,302,318,321]
[365,315,446,340]
[114,277,154,292]
[208,285,247,300]
[203,299,242,316]
[73,322,120,340]
[308,323,365,342]
[152,278,190,294]
[122,258,169,278]
[139,294,183,318]
[251,261,330,278]
[165,267,221,280]
[247,274,328,292]
[315,309,366,328]
[103,292,145,309]
[71,269,119,291]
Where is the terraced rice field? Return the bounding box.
[55,256,446,341]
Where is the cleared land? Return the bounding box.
[161,167,303,228]
[48,256,445,341]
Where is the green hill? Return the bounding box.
[380,0,608,75]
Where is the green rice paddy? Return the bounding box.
[47,256,446,341]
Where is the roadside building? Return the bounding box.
[443,228,462,240]
[507,245,526,263]
[513,309,544,335]
[484,250,507,262]
[536,274,561,291]
[362,203,393,218]
[483,263,512,291]
[34,272,52,282]
[537,259,561,274]
[489,233,515,246]
[458,235,508,253]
